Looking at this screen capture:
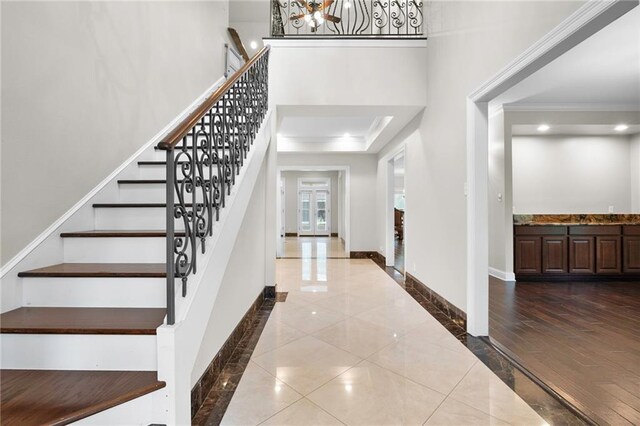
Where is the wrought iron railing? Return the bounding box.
[271,0,424,37]
[157,46,270,325]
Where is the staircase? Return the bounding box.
[0,47,270,425]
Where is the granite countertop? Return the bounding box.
[514,214,640,226]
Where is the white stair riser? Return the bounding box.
[64,237,165,263]
[1,334,157,370]
[137,165,229,180]
[149,146,234,162]
[95,207,175,230]
[137,165,166,180]
[119,184,207,203]
[94,206,215,231]
[23,277,166,308]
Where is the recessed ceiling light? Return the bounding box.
[537,124,550,132]
[250,41,258,50]
[614,124,629,132]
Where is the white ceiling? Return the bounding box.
[492,6,640,108]
[279,116,379,138]
[276,106,423,154]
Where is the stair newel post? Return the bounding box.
[166,148,176,326]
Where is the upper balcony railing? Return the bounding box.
[271,0,424,37]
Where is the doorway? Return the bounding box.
[392,153,405,273]
[298,178,330,236]
[277,168,349,259]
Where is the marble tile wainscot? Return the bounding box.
[405,273,467,329]
[349,251,386,265]
[191,288,283,422]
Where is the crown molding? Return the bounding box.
[469,0,638,103]
[501,103,640,112]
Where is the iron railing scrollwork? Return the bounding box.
[271,0,423,37]
[157,47,270,325]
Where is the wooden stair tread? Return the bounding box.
[0,307,165,335]
[18,263,166,278]
[117,179,189,184]
[93,203,195,208]
[118,179,172,184]
[154,145,231,150]
[138,160,224,166]
[0,369,165,425]
[60,230,184,238]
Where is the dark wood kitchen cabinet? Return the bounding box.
[514,224,639,280]
[623,226,640,273]
[515,236,541,274]
[596,236,621,274]
[569,236,595,274]
[542,236,568,273]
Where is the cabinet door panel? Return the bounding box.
[624,236,640,273]
[515,237,541,274]
[569,237,595,274]
[596,236,621,274]
[542,236,567,274]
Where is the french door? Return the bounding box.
[298,189,330,236]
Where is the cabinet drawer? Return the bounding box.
[515,226,567,236]
[569,226,621,236]
[623,226,640,236]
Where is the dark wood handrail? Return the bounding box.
[157,45,270,151]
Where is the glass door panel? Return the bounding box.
[315,191,328,234]
[299,191,312,234]
[297,185,330,236]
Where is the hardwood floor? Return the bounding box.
[489,277,640,425]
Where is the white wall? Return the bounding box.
[282,171,339,234]
[632,133,640,213]
[488,111,511,276]
[512,135,633,214]
[192,157,267,384]
[268,45,427,107]
[278,153,378,251]
[1,1,229,265]
[375,1,585,312]
[229,0,269,53]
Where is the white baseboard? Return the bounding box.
[489,267,516,283]
[0,76,226,278]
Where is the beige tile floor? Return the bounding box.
[220,258,547,425]
[281,237,347,258]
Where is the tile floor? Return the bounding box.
[281,237,347,258]
[219,258,548,425]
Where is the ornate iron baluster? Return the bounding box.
[159,48,270,325]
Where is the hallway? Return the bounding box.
[213,257,546,425]
[281,237,347,259]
